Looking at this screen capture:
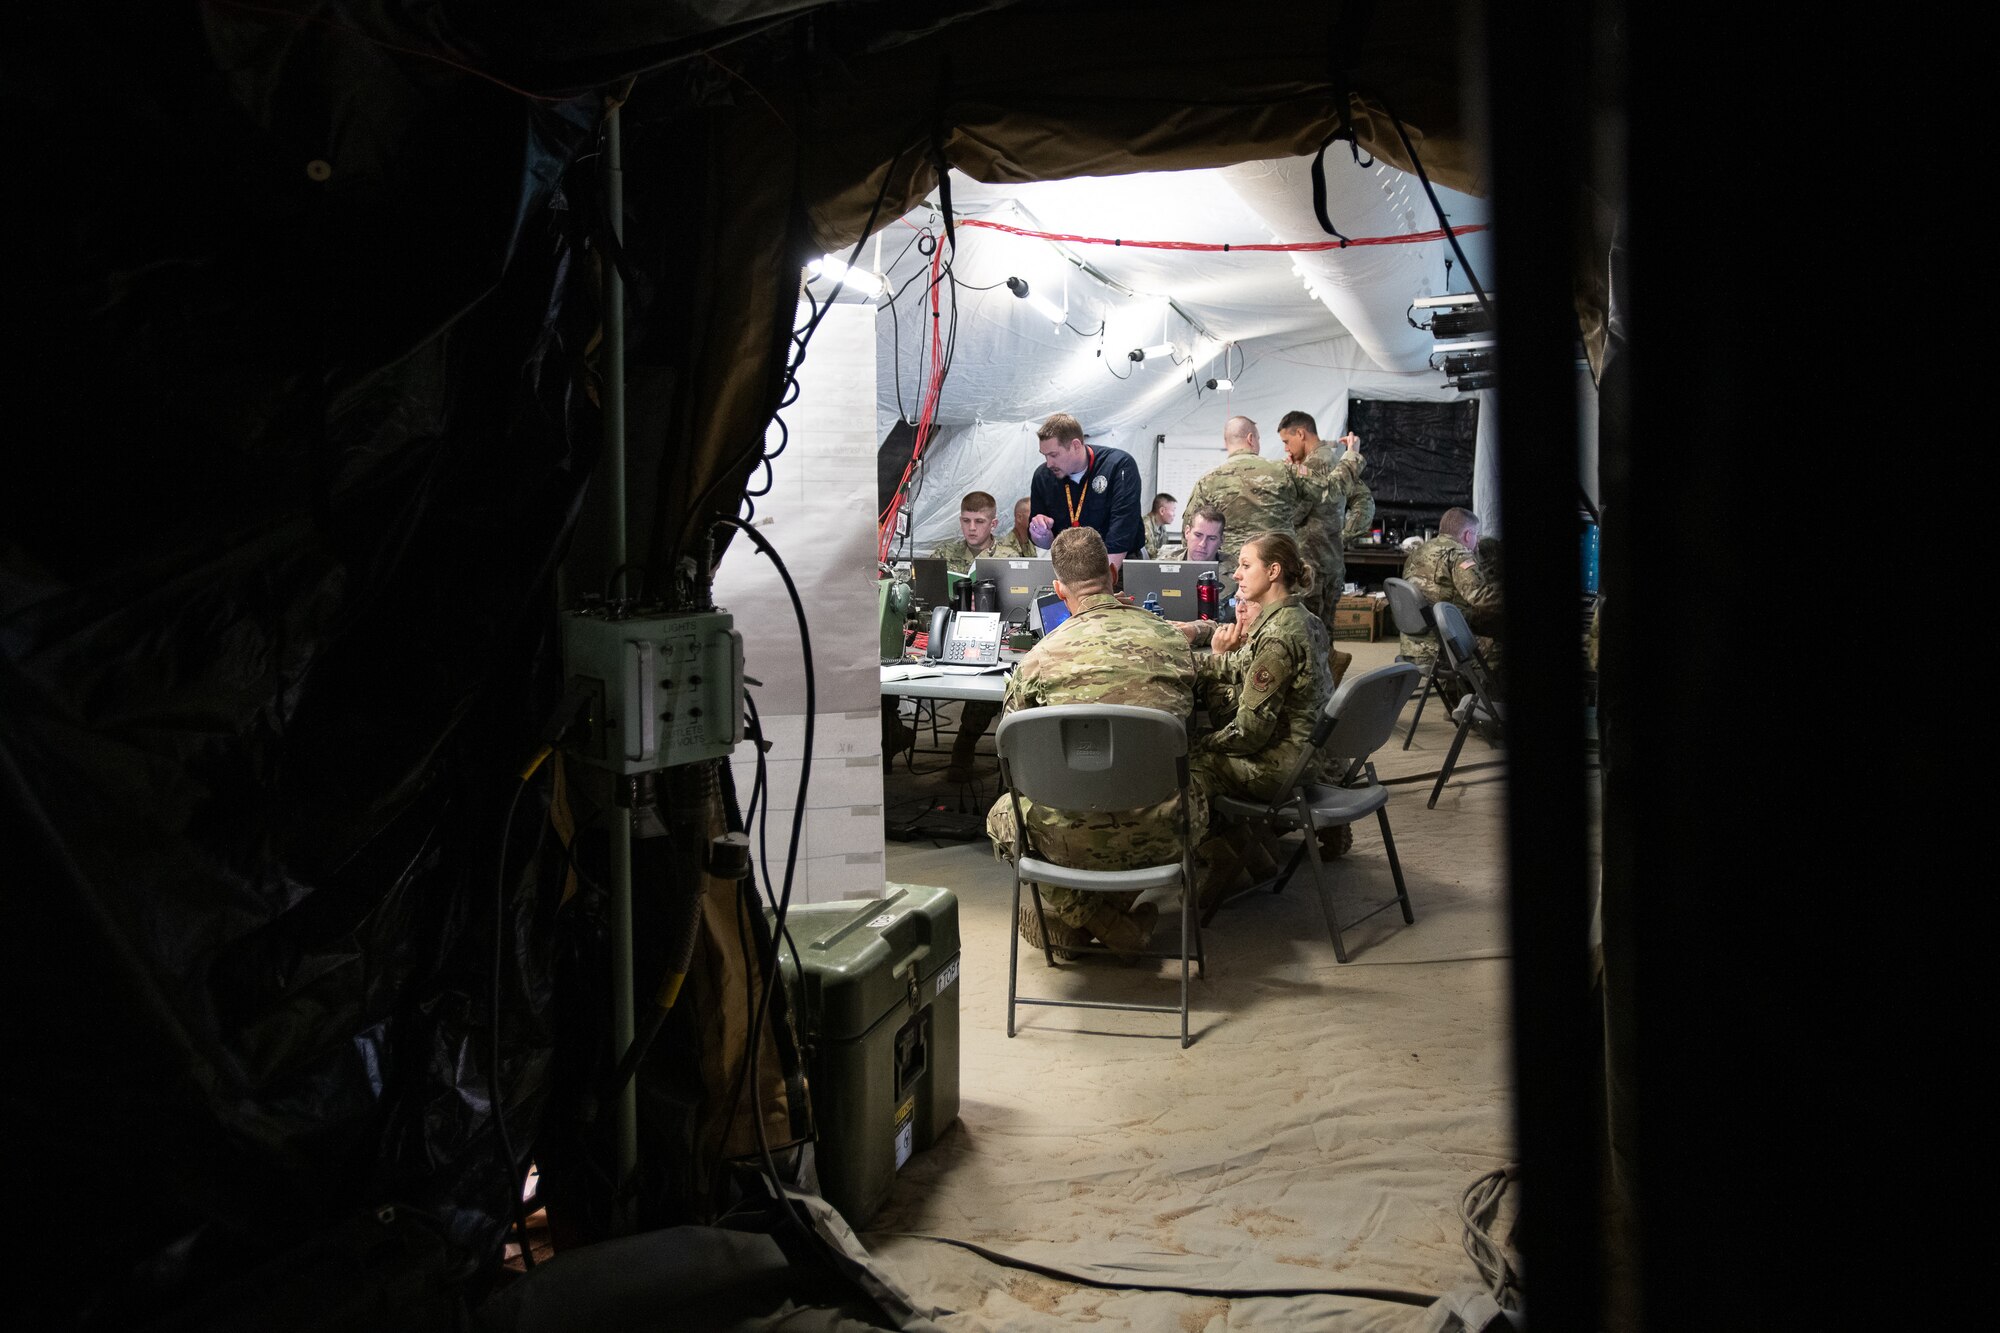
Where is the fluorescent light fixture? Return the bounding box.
[807,255,887,297]
[1206,377,1234,391]
[1431,337,1497,354]
[1128,342,1177,362]
[1412,292,1488,309]
[1004,277,1067,326]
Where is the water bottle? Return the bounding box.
[1195,571,1220,620]
[1580,517,1601,594]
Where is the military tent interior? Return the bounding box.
[7,3,1860,1331]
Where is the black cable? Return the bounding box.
[682,143,907,544]
[603,561,647,601]
[711,515,819,1246]
[492,773,539,1269]
[1374,97,1492,319]
[884,1233,1439,1307]
[886,295,907,421]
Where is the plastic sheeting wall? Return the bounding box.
[715,302,886,904]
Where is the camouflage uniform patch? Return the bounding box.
[928,536,999,575]
[1341,475,1376,543]
[991,531,1042,559]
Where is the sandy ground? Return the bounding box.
[857,640,1521,1330]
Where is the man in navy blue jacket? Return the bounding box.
[1025,412,1144,569]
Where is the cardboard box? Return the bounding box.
[1331,598,1386,642]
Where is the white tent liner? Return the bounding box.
[826,156,1564,555]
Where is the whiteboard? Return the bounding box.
[1155,434,1225,511]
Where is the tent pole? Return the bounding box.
[603,102,640,1231]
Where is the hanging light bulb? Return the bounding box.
[1206,377,1235,392]
[1127,342,1177,363]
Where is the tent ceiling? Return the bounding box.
[847,159,1490,438]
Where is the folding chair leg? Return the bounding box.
[1300,821,1350,963]
[1378,805,1415,924]
[1428,719,1475,809]
[1179,888,1192,1048]
[1029,884,1057,967]
[1007,877,1021,1038]
[1403,671,1436,749]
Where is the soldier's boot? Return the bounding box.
[1329,648,1353,690]
[1083,899,1159,959]
[1238,829,1280,884]
[1195,839,1250,912]
[945,707,996,783]
[1314,823,1355,860]
[1016,893,1086,962]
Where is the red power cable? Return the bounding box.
[878,239,951,562]
[957,217,1487,252]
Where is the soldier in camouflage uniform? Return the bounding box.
[1191,532,1333,803]
[1343,473,1376,542]
[928,490,1001,573]
[1182,416,1323,565]
[1189,531,1345,897]
[986,526,1206,957]
[1276,412,1367,628]
[1399,507,1503,671]
[991,498,1041,558]
[925,492,1008,777]
[1143,493,1178,557]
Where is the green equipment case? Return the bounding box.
[776,883,961,1227]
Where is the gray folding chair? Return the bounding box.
[1384,577,1449,748]
[1427,602,1505,809]
[1210,663,1423,962]
[996,704,1204,1047]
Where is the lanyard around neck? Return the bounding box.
[1063,447,1096,526]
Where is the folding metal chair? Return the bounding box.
[996,704,1204,1047]
[1384,577,1452,748]
[1209,663,1423,962]
[1427,602,1505,810]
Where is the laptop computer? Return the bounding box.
[970,558,1050,630]
[1119,558,1218,621]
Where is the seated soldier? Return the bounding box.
[985,526,1207,958]
[992,497,1042,558]
[929,490,1001,570]
[1399,506,1502,672]
[931,491,1004,779]
[1188,531,1343,900]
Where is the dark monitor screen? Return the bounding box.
[909,557,952,608]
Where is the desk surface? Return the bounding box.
[880,671,1009,702]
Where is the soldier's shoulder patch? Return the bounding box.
[1251,665,1275,690]
[1459,558,1477,570]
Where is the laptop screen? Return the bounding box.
[1035,591,1072,636]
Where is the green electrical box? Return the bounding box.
[776,884,961,1228]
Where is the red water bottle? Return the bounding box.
[1196,571,1220,620]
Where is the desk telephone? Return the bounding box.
[925,608,1004,666]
